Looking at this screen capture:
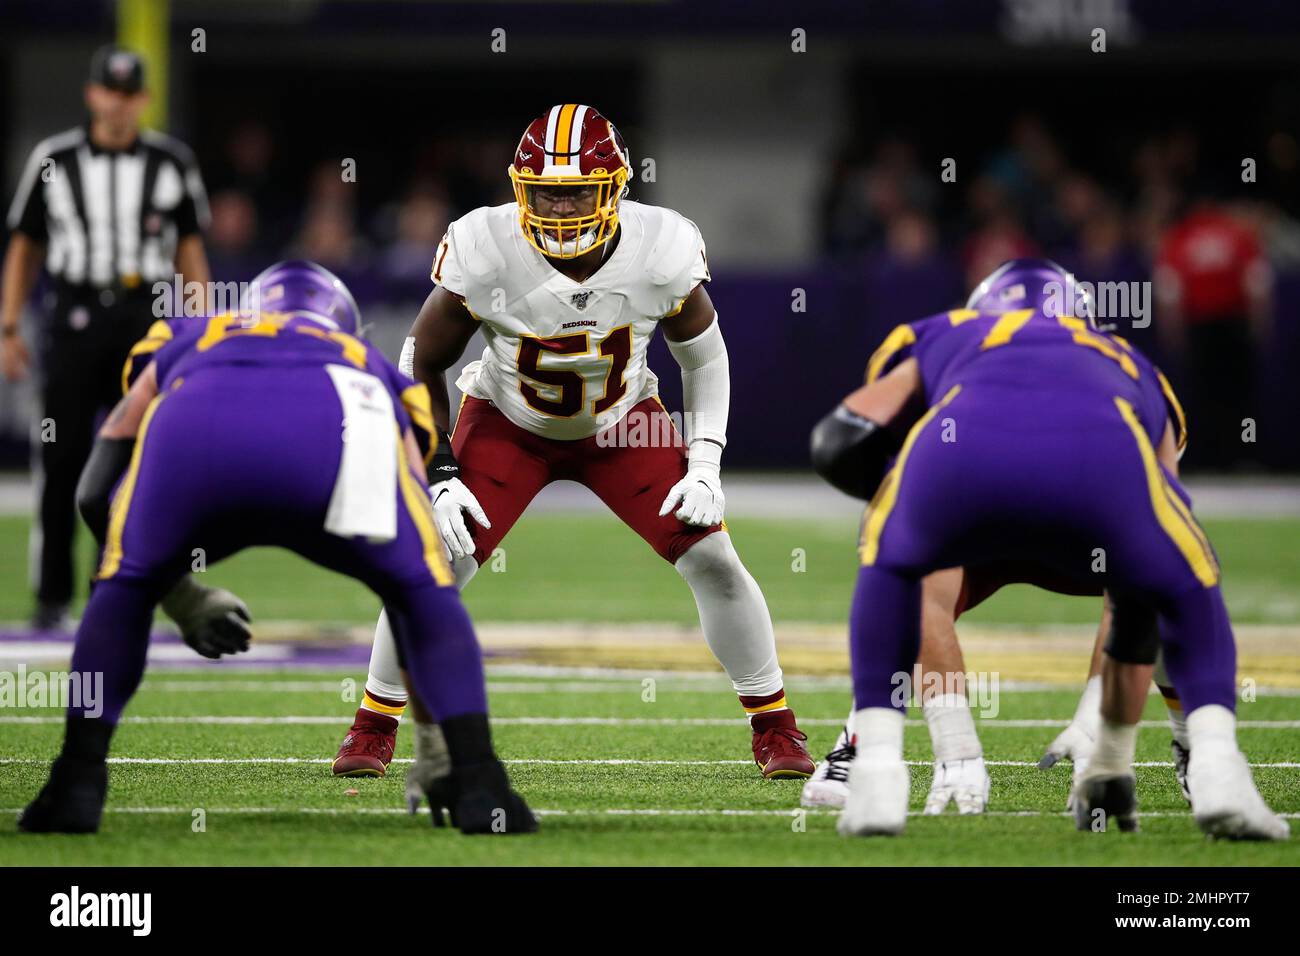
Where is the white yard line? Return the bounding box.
[1,756,1298,768]
[1,805,1298,819]
[126,678,1300,697]
[6,714,1300,728]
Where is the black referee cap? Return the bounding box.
[89,45,146,94]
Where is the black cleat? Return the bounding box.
[30,601,68,633]
[1073,774,1139,833]
[1171,740,1192,806]
[449,761,538,835]
[18,755,108,834]
[421,776,459,829]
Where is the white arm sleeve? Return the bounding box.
[399,336,416,379]
[665,313,728,470]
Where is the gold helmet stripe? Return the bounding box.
[552,103,579,166]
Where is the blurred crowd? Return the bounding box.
[201,121,517,302]
[819,116,1300,470]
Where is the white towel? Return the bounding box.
[323,364,398,542]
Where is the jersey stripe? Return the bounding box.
[865,324,917,385]
[860,384,963,566]
[98,393,167,580]
[395,428,454,586]
[1114,397,1218,587]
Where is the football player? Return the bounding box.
[802,264,1196,814]
[331,105,815,783]
[19,262,535,836]
[811,258,1286,839]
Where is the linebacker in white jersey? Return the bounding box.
[332,104,816,783]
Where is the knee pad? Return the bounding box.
[1104,594,1161,665]
[674,533,745,595]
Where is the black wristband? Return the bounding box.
[427,427,460,484]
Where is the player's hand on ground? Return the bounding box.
[161,578,253,660]
[1039,721,1096,810]
[924,757,991,815]
[659,468,725,526]
[405,722,454,822]
[1037,721,1096,771]
[429,477,490,560]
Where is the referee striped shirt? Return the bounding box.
[6,124,209,289]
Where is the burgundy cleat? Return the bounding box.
[752,712,816,780]
[332,709,398,777]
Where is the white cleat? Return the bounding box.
[1188,742,1290,841]
[837,756,909,837]
[924,756,991,815]
[801,726,853,809]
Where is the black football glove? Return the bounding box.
[161,577,253,660]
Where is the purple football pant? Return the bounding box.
[850,385,1231,715]
[69,366,485,726]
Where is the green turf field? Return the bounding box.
[2,511,1298,864]
[2,670,1298,865]
[3,513,1299,627]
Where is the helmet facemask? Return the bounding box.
[509,166,628,260]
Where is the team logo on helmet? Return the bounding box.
[508,104,631,260]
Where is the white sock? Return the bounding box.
[1187,703,1238,753]
[1167,706,1189,747]
[362,556,480,711]
[675,533,783,698]
[852,707,904,762]
[1074,674,1103,736]
[1088,718,1138,777]
[364,609,408,707]
[923,692,981,763]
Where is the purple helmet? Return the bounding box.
[245,260,362,336]
[966,257,1095,326]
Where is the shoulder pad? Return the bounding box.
[641,205,702,288]
[451,206,511,287]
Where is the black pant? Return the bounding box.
[34,288,156,605]
[1181,319,1255,471]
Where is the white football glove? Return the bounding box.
[430,477,491,561]
[924,757,991,815]
[659,467,725,527]
[1038,675,1102,809]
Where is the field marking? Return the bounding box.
[4,715,1300,728]
[123,678,1300,697]
[2,756,1299,769]
[3,806,1298,820]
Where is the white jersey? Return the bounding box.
[433,200,710,440]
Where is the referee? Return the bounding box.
[0,45,211,630]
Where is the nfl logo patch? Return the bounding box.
[570,291,591,311]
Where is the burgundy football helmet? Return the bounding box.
[508,104,631,259]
